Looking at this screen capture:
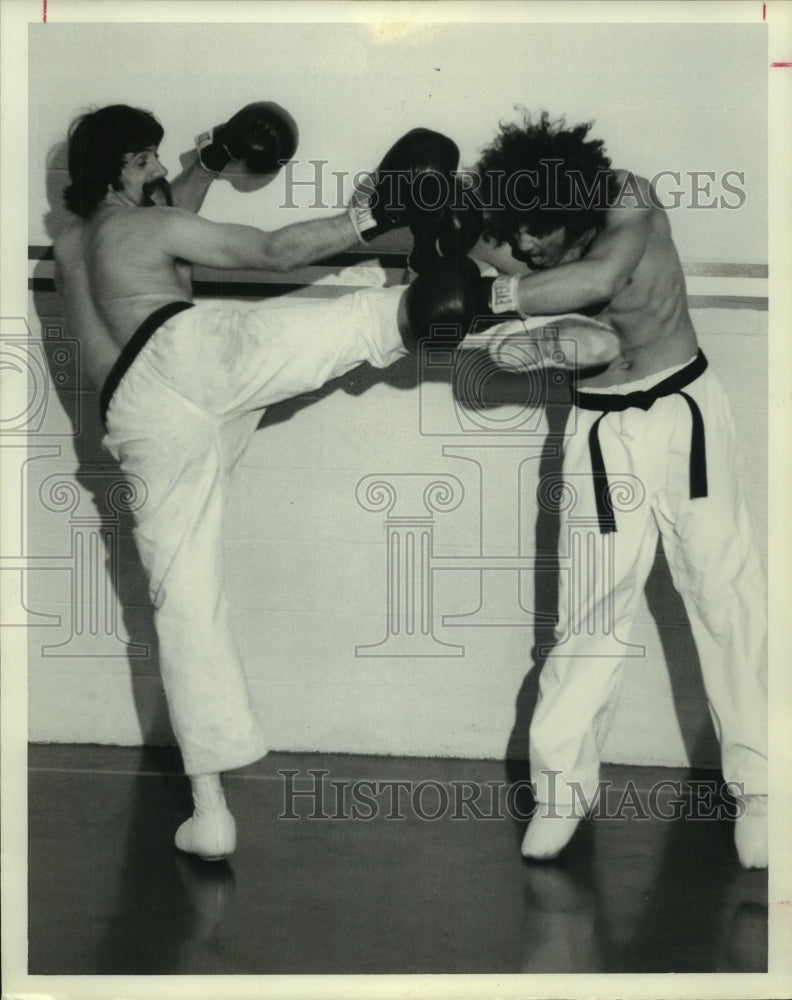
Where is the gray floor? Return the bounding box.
[28,744,767,975]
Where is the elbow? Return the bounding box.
[262,247,301,274]
[254,232,292,273]
[259,228,317,273]
[263,257,291,273]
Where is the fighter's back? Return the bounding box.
[54,217,123,391]
[55,205,195,390]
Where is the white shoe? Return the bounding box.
[734,794,767,870]
[175,773,237,861]
[521,796,597,861]
[521,813,581,860]
[175,808,236,861]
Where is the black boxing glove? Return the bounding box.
[196,102,299,175]
[408,175,483,274]
[349,128,460,242]
[401,257,484,350]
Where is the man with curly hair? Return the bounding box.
[473,113,767,868]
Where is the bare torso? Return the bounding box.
[54,205,193,391]
[579,171,698,386]
[56,169,697,395]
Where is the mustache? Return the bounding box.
[510,245,537,265]
[142,177,173,206]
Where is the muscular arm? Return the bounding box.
[512,199,652,316]
[168,150,215,213]
[157,207,360,272]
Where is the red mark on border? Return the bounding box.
[42,0,47,22]
[763,2,766,20]
[771,62,792,67]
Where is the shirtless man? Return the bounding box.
[54,103,481,860]
[472,113,768,868]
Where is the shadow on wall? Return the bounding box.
[34,139,173,752]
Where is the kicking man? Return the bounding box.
[54,102,480,860]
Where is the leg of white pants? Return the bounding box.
[105,372,267,776]
[530,407,661,806]
[102,288,406,774]
[147,287,408,418]
[654,373,767,795]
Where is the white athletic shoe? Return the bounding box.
[521,794,598,861]
[734,794,768,870]
[175,773,237,861]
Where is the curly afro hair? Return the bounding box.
[474,111,616,246]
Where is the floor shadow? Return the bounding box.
[607,774,767,972]
[89,746,239,975]
[518,770,767,973]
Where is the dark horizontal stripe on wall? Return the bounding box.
[29,278,368,299]
[686,295,768,311]
[28,277,769,311]
[682,262,768,279]
[27,245,407,269]
[29,246,767,278]
[192,280,312,298]
[28,277,307,298]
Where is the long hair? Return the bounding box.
[63,105,164,219]
[475,111,615,244]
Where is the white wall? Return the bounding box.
[21,18,767,767]
[30,21,767,257]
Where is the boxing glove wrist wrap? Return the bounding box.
[348,200,378,243]
[490,274,528,319]
[195,131,225,175]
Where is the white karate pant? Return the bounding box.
[530,362,768,806]
[103,288,407,776]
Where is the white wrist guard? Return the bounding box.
[348,200,377,244]
[195,130,221,175]
[490,274,527,318]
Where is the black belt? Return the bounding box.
[571,349,708,533]
[100,301,194,426]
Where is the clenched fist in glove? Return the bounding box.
[196,102,299,175]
